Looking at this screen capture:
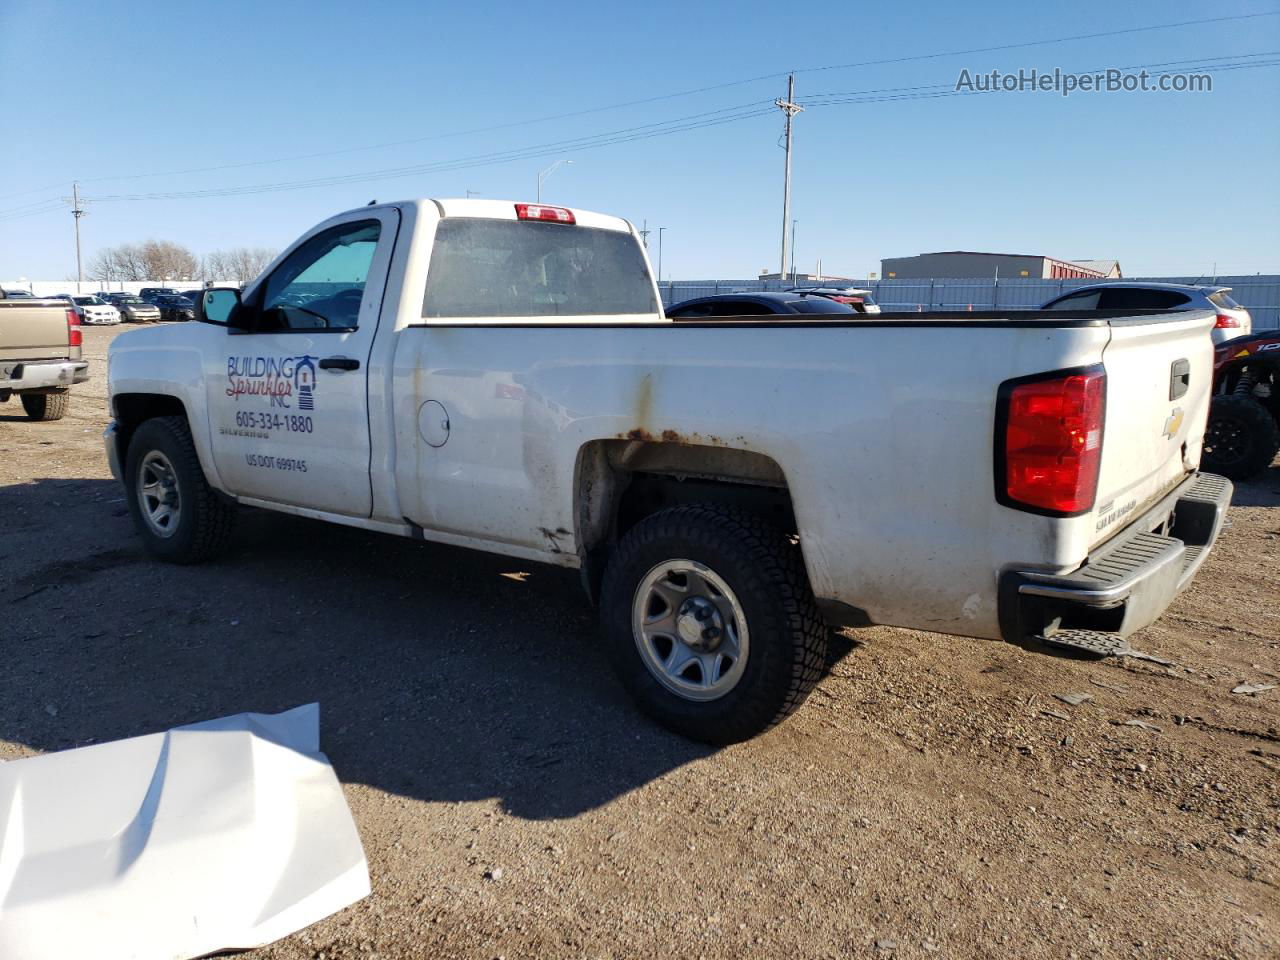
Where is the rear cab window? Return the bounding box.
[423,218,656,319]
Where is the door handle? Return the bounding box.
[1169,358,1190,400]
[319,357,360,371]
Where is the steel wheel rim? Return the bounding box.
[1206,419,1248,464]
[632,559,749,702]
[138,450,181,538]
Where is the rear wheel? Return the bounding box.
[600,504,826,744]
[125,416,236,562]
[21,390,69,421]
[1203,395,1280,480]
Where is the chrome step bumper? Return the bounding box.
[999,472,1233,647]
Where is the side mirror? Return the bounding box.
[196,288,245,327]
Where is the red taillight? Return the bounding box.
[514,203,575,224]
[1213,313,1240,329]
[999,367,1105,515]
[66,308,82,347]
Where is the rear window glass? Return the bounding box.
[423,218,656,318]
[1208,291,1241,310]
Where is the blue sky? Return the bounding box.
[2,0,1278,281]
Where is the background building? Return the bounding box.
[881,251,1120,280]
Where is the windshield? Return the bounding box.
[74,296,105,305]
[119,297,146,305]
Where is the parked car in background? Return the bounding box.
[138,287,181,301]
[788,286,882,314]
[150,294,196,321]
[1042,283,1252,345]
[667,292,857,318]
[72,295,121,325]
[110,295,162,323]
[0,288,88,420]
[1,289,35,298]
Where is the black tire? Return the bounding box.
[600,504,826,744]
[21,390,69,421]
[1203,395,1280,481]
[125,415,236,563]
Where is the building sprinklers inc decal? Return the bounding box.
[227,355,318,408]
[956,67,1212,97]
[222,355,319,441]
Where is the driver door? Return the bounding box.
[205,209,399,516]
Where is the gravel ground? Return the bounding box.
[2,325,1278,959]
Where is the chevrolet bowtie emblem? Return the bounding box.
[1163,407,1185,439]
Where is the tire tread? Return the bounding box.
[129,415,236,562]
[601,503,826,743]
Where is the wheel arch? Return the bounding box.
[112,392,226,494]
[573,438,799,604]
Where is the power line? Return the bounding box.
[91,53,1279,205]
[2,9,1273,200]
[2,49,1276,217]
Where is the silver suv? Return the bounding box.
[1042,282,1252,345]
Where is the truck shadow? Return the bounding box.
[0,479,859,821]
[1229,461,1280,508]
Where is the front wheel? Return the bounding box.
[125,416,236,562]
[1203,395,1280,480]
[600,504,827,744]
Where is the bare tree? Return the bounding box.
[88,240,199,282]
[204,247,277,285]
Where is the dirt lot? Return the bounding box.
[2,324,1278,959]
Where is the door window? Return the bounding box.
[1044,290,1102,310]
[1097,288,1190,310]
[255,220,381,331]
[707,300,772,316]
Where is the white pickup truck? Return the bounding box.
[105,199,1232,742]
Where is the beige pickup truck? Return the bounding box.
[0,289,88,420]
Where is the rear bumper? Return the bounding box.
[0,360,89,392]
[999,472,1232,644]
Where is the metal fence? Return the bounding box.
[657,275,1280,330]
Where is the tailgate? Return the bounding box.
[0,303,72,361]
[1092,309,1215,547]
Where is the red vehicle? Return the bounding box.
[1204,330,1280,479]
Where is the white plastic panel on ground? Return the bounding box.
[0,704,369,960]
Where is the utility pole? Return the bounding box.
[639,219,651,248]
[657,227,666,283]
[70,181,87,289]
[789,219,797,283]
[775,74,803,279]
